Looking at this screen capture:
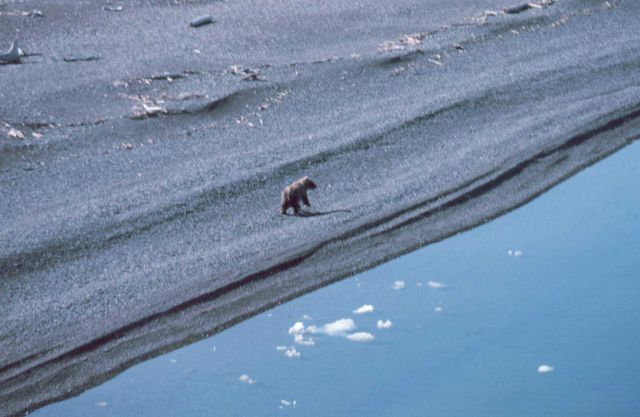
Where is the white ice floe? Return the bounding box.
[353,304,374,315]
[285,347,301,358]
[377,320,393,329]
[508,249,523,256]
[393,280,405,290]
[294,334,315,346]
[346,332,375,342]
[280,399,297,408]
[303,314,313,320]
[318,318,356,336]
[169,359,177,364]
[538,364,554,373]
[427,280,446,289]
[95,401,108,407]
[288,322,305,335]
[434,306,443,313]
[239,374,256,384]
[276,346,288,351]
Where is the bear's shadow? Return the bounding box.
[284,209,352,217]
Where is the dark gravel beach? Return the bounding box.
[1,0,639,415]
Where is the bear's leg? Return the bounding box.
[281,202,289,214]
[292,202,301,214]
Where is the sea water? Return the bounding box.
[33,142,640,416]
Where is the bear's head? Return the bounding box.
[302,176,317,190]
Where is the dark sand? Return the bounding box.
[1,0,639,415]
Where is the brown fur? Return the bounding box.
[281,176,317,214]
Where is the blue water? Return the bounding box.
[34,143,640,417]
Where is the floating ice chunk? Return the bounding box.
[377,320,393,329]
[288,322,305,335]
[346,332,375,342]
[508,249,523,256]
[95,401,108,407]
[303,314,313,320]
[538,364,554,373]
[427,281,446,289]
[239,374,256,384]
[294,334,315,346]
[353,304,374,315]
[169,359,177,364]
[285,347,300,358]
[281,400,291,406]
[434,306,443,313]
[276,346,288,351]
[393,280,405,290]
[321,318,356,336]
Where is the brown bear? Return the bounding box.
[281,176,317,214]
